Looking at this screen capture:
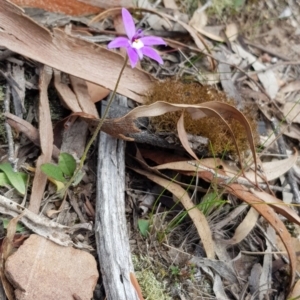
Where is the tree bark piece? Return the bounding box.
[96,95,139,300]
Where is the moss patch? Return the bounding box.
[132,255,172,300]
[146,79,259,154]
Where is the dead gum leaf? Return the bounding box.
[226,183,296,290]
[132,168,215,259]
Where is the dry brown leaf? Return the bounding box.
[232,44,279,99]
[4,112,60,159]
[282,102,300,124]
[4,112,39,144]
[259,225,274,299]
[193,26,224,43]
[2,214,24,261]
[11,0,102,15]
[289,279,300,299]
[154,149,297,184]
[54,70,82,112]
[177,113,198,160]
[0,0,152,103]
[225,23,238,42]
[279,80,300,94]
[0,214,24,300]
[130,272,144,300]
[69,75,99,117]
[155,158,224,172]
[279,123,300,140]
[224,207,259,245]
[189,6,208,31]
[250,189,300,226]
[132,168,215,259]
[133,148,207,193]
[226,183,296,289]
[86,82,110,103]
[160,10,212,56]
[28,66,53,214]
[258,152,298,181]
[277,235,300,275]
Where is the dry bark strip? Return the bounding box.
[95,96,139,300]
[28,65,53,214]
[0,0,153,103]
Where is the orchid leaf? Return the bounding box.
[41,152,77,183]
[138,219,150,237]
[0,163,27,195]
[0,172,11,187]
[58,153,76,177]
[41,164,66,183]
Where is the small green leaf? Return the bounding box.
[1,218,25,233]
[233,0,245,9]
[41,163,66,182]
[138,219,150,237]
[170,265,180,276]
[0,172,11,186]
[58,153,76,177]
[0,163,27,195]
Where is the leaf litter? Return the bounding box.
[0,0,300,299]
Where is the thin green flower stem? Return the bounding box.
[79,55,128,169]
[63,56,128,193]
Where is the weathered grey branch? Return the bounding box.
[95,96,139,300]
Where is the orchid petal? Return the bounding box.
[136,49,144,60]
[122,8,136,40]
[107,37,130,49]
[140,46,164,64]
[140,36,166,46]
[126,47,139,68]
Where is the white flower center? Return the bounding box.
[131,39,144,50]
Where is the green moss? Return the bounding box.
[132,255,172,300]
[146,79,259,154]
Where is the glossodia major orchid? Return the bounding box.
[107,8,166,68]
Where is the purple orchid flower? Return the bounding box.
[108,8,166,68]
